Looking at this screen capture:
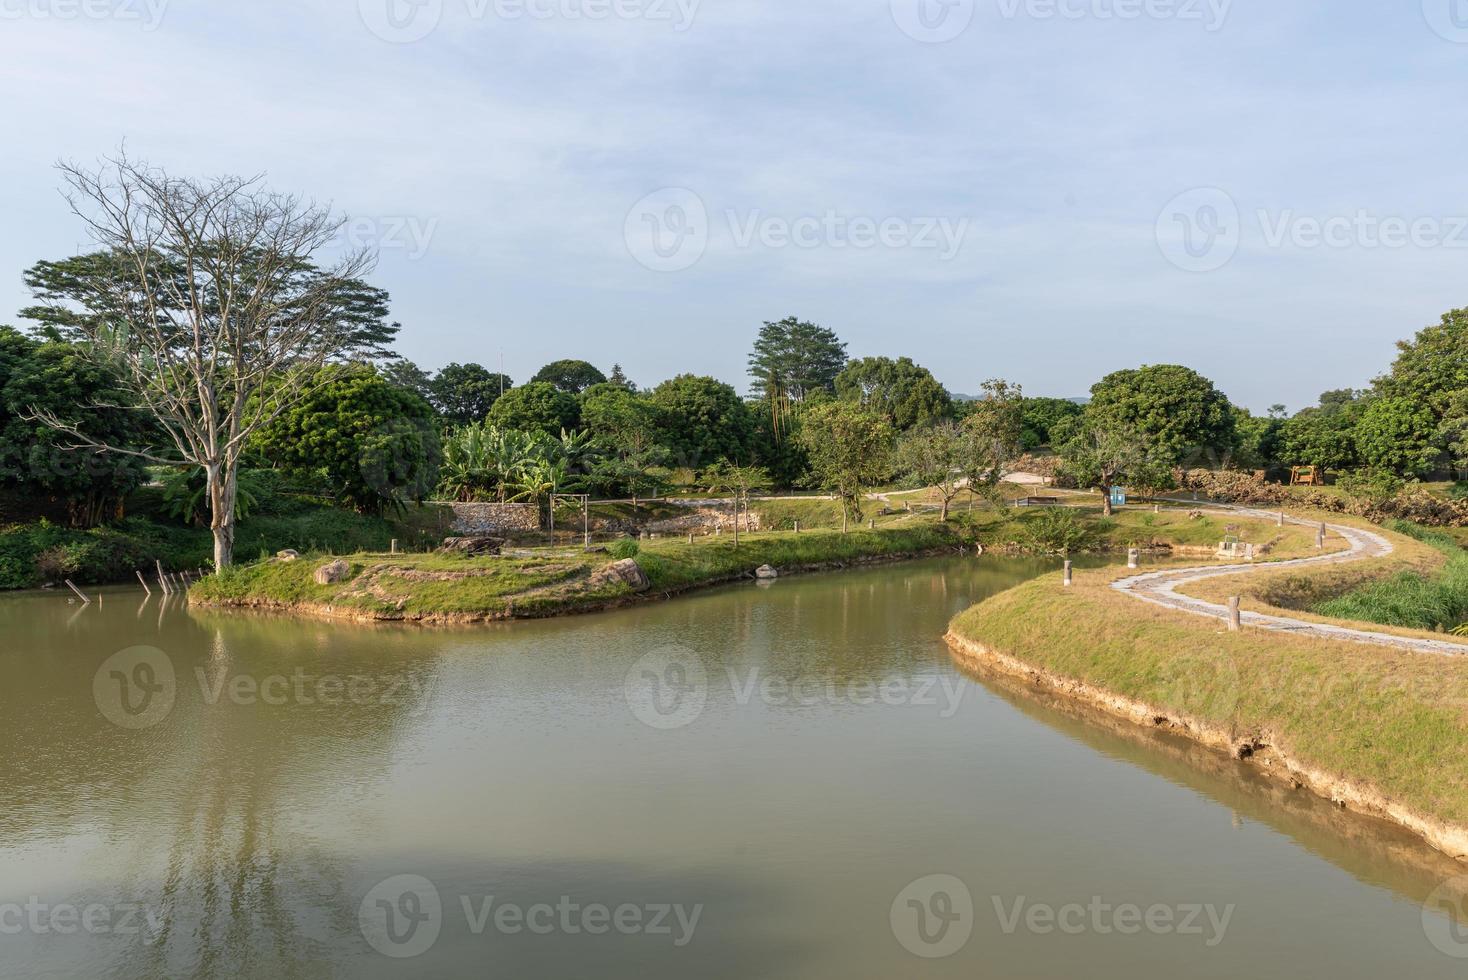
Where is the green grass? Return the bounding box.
[191,521,975,620]
[949,548,1468,828]
[1314,520,1468,632]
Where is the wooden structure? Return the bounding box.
[1289,465,1321,486]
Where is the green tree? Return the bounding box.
[1375,308,1468,418]
[253,369,441,514]
[648,374,753,468]
[1354,396,1440,476]
[798,402,893,532]
[430,362,510,424]
[1441,390,1468,478]
[1057,419,1169,516]
[834,356,952,431]
[532,359,607,394]
[488,382,581,437]
[1231,404,1286,471]
[961,379,1026,503]
[1086,364,1235,467]
[700,461,772,546]
[894,422,968,521]
[21,157,391,567]
[606,363,637,392]
[748,317,847,403]
[1019,396,1084,450]
[1278,391,1364,472]
[0,329,149,526]
[381,358,434,401]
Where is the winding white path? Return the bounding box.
[1111,504,1468,657]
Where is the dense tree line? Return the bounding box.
[11,159,1468,563]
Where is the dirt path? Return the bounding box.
[1112,504,1468,656]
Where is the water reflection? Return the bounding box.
[0,559,1463,978]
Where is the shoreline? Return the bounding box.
[189,543,968,626]
[944,629,1468,863]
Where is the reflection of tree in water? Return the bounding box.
[0,594,444,977]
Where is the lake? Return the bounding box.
[2,557,1464,978]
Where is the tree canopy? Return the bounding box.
[487,382,581,437]
[834,356,952,430]
[532,359,607,394]
[429,362,510,424]
[1086,364,1235,467]
[648,374,753,469]
[748,317,847,403]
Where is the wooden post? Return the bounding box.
[64,579,91,604]
[1127,548,1139,569]
[1278,510,1285,527]
[793,520,800,534]
[1227,596,1242,631]
[688,532,694,545]
[1063,560,1073,587]
[136,570,152,596]
[1153,503,1160,514]
[390,538,399,555]
[156,560,171,594]
[1317,522,1326,549]
[869,518,875,530]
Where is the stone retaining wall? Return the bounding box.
[443,502,541,534]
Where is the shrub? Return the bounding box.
[607,538,641,560]
[1019,507,1097,555]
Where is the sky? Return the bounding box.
[1,0,1466,412]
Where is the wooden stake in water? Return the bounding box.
[136,570,152,595]
[64,579,91,604]
[1227,596,1242,631]
[1063,560,1073,587]
[156,560,171,594]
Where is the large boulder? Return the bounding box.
[275,549,300,562]
[437,536,504,557]
[755,564,779,580]
[313,559,352,585]
[589,558,650,593]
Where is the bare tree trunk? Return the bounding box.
[941,496,950,522]
[1100,481,1114,517]
[206,463,236,570]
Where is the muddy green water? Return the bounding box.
[2,557,1465,978]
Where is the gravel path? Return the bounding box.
[1111,504,1468,656]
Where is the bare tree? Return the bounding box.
[25,154,378,569]
[960,378,1025,505]
[894,422,967,521]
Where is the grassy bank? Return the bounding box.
[191,520,975,622]
[947,519,1468,854]
[1315,521,1468,632]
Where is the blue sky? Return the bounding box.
[2,0,1466,411]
